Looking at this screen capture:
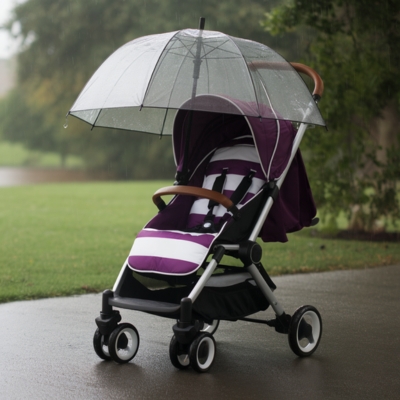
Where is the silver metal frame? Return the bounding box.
[112,119,311,319]
[187,121,310,316]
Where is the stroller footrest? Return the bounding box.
[109,295,181,316]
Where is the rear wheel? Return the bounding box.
[288,305,322,357]
[108,323,140,364]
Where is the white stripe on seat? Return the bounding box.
[129,237,209,264]
[211,145,260,163]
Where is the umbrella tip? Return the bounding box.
[199,17,205,30]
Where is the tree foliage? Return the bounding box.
[1,0,283,179]
[263,0,400,229]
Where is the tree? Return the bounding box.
[263,0,400,230]
[2,0,286,178]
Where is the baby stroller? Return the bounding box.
[92,84,324,372]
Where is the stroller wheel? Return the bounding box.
[93,328,111,361]
[201,320,220,335]
[169,335,190,369]
[108,323,140,364]
[288,305,322,357]
[189,333,216,373]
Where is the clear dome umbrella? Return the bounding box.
[67,19,325,136]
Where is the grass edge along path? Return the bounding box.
[1,181,399,303]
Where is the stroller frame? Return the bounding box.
[93,64,324,372]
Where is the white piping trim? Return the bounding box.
[257,79,280,181]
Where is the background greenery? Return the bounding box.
[0,0,399,228]
[1,0,399,229]
[1,181,399,303]
[0,0,399,303]
[262,0,400,230]
[0,140,83,168]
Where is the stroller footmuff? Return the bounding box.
[93,94,323,372]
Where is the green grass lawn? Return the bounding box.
[1,181,399,303]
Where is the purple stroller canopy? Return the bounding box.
[146,95,317,242]
[173,95,296,182]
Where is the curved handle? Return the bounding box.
[290,62,324,100]
[153,186,239,216]
[248,61,324,101]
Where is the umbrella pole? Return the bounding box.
[178,17,205,185]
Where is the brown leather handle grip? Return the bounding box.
[153,186,238,215]
[290,62,324,99]
[248,61,324,99]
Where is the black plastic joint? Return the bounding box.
[174,297,202,344]
[173,320,203,344]
[312,94,321,103]
[156,199,167,211]
[275,313,291,334]
[239,241,262,267]
[101,289,114,315]
[95,310,121,336]
[228,204,241,220]
[179,297,192,326]
[268,181,280,201]
[212,245,225,263]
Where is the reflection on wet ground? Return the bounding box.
[0,167,113,187]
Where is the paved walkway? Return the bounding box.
[1,265,399,399]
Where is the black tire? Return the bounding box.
[93,328,111,361]
[288,305,322,357]
[189,333,216,373]
[108,323,140,364]
[201,320,220,336]
[169,335,190,370]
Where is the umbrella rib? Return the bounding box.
[227,37,282,181]
[167,36,199,105]
[141,31,185,108]
[227,37,263,116]
[174,36,201,59]
[199,39,231,57]
[165,51,241,61]
[203,40,210,94]
[166,38,243,61]
[257,75,281,181]
[177,36,236,59]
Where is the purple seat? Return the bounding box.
[128,143,264,276]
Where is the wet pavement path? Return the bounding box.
[1,265,399,399]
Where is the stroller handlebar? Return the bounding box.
[248,61,324,101]
[290,62,324,101]
[153,186,239,217]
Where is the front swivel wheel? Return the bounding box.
[169,335,190,370]
[93,328,111,361]
[288,305,322,357]
[108,323,140,364]
[189,333,216,373]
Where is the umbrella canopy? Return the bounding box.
[68,28,325,134]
